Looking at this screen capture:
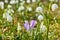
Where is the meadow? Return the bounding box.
[0,0,60,40]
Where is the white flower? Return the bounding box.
[36,7,43,13]
[0,1,4,9]
[7,5,12,8]
[38,15,44,21]
[18,6,25,12]
[7,14,12,22]
[36,14,39,17]
[7,9,14,14]
[3,13,6,19]
[51,4,58,11]
[27,7,32,11]
[40,22,47,33]
[20,1,25,6]
[3,12,12,22]
[17,22,21,30]
[5,0,8,3]
[32,0,36,2]
[27,0,30,3]
[10,0,16,4]
[3,13,9,19]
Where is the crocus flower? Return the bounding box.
[24,20,37,31]
[24,20,30,31]
[51,4,58,11]
[30,20,37,28]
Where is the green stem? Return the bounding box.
[46,19,49,40]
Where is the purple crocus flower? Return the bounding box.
[24,20,37,31]
[30,20,37,28]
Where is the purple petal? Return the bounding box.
[24,21,30,31]
[30,20,37,28]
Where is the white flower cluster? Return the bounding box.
[10,0,18,4]
[3,5,14,22]
[5,0,8,3]
[3,13,12,22]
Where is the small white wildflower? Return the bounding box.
[3,13,9,19]
[51,4,58,11]
[40,22,46,33]
[18,6,25,12]
[7,14,12,22]
[7,5,12,8]
[20,1,25,6]
[5,0,8,3]
[0,1,4,9]
[3,13,6,19]
[36,14,38,16]
[36,7,43,13]
[32,0,36,2]
[17,22,21,31]
[38,15,44,21]
[27,7,32,11]
[7,9,14,14]
[3,12,12,22]
[10,0,16,4]
[27,0,31,3]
